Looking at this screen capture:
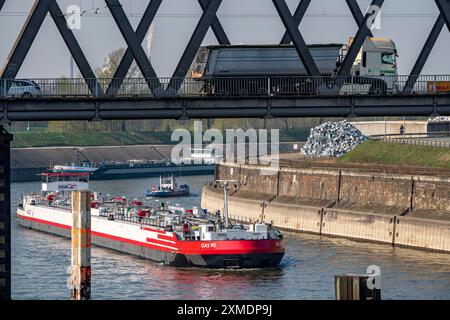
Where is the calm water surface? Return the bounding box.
[10,176,450,300]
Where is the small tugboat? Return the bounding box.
[17,173,285,268]
[146,175,190,198]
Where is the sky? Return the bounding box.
[1,0,450,78]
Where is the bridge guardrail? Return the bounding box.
[378,137,450,149]
[1,75,450,98]
[371,131,450,139]
[371,131,450,149]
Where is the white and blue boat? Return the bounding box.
[146,175,190,198]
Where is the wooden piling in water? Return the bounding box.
[71,191,91,300]
[335,274,381,300]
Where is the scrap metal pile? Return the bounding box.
[301,121,368,158]
[428,116,450,122]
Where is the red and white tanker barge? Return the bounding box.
[16,173,285,269]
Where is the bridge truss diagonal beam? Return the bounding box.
[273,0,320,77]
[404,0,450,92]
[345,0,374,37]
[0,0,52,81]
[436,0,450,31]
[106,0,163,97]
[403,17,445,92]
[279,0,311,45]
[166,0,223,95]
[0,0,101,96]
[198,0,230,45]
[106,0,162,97]
[48,2,103,96]
[0,0,5,11]
[336,0,384,77]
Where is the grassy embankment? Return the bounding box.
[338,140,450,169]
[11,131,173,148]
[11,128,310,148]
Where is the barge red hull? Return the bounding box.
[17,212,284,268]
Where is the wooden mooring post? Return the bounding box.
[335,274,381,300]
[71,191,91,300]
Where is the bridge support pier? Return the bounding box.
[0,125,12,300]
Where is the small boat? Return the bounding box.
[146,175,190,198]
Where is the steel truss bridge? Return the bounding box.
[0,0,449,122]
[3,0,450,301]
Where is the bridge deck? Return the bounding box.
[1,76,450,121]
[1,94,450,121]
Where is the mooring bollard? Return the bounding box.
[71,191,91,300]
[335,273,381,300]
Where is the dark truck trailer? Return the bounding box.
[191,44,344,95]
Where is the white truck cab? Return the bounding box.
[347,37,398,93]
[352,37,398,77]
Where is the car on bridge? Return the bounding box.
[7,80,41,98]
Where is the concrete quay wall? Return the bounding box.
[216,163,450,214]
[201,185,450,253]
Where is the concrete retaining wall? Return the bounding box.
[394,216,450,252]
[338,172,412,208]
[202,186,323,234]
[412,178,450,212]
[266,202,322,234]
[321,209,395,244]
[218,163,450,214]
[202,185,450,253]
[278,168,339,200]
[351,121,428,137]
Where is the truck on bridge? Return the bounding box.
[190,37,398,95]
